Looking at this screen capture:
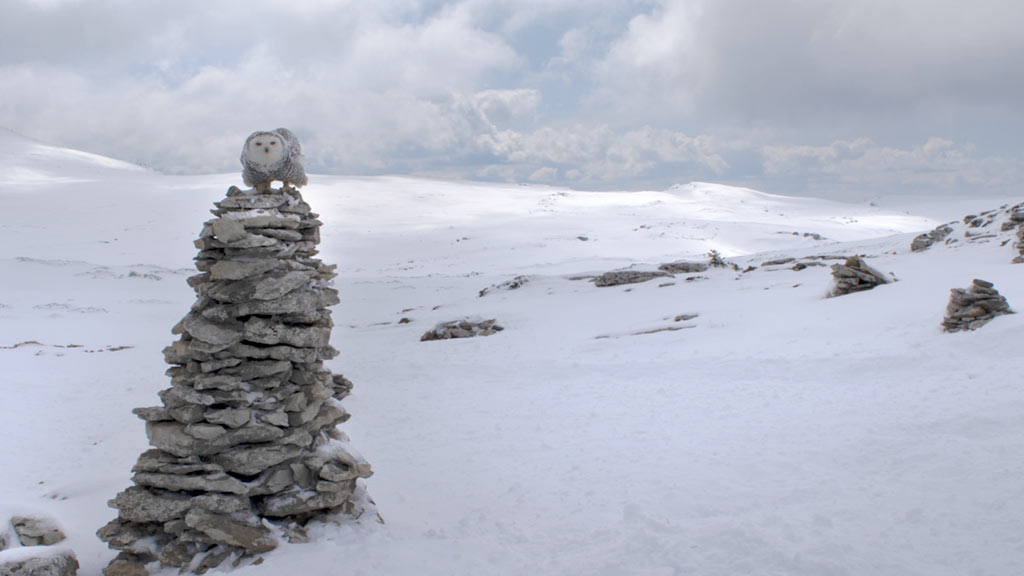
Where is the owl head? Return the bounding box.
[243,131,287,168]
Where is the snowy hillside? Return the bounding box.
[1,134,1022,576]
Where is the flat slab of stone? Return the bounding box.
[593,270,671,287]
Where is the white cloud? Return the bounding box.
[0,0,1022,196]
[763,138,1024,191]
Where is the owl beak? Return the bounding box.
[264,147,270,153]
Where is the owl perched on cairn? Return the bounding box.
[240,128,308,192]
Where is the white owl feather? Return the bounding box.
[240,128,308,191]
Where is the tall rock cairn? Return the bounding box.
[98,185,374,575]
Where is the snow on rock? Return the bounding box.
[0,546,79,576]
[421,318,504,341]
[910,200,1024,261]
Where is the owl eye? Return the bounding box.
[255,141,262,146]
[271,141,277,145]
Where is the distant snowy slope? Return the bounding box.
[0,128,146,186]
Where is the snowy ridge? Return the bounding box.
[1,137,1022,575]
[0,128,146,186]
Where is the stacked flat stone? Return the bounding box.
[942,279,1014,332]
[97,185,373,575]
[828,255,891,296]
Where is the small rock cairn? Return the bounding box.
[942,279,1014,332]
[828,255,891,296]
[98,186,374,575]
[0,515,78,576]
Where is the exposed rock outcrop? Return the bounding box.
[911,202,1024,261]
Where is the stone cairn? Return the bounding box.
[828,255,892,297]
[97,186,374,575]
[942,279,1014,332]
[0,515,78,576]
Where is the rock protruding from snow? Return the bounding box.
[828,255,892,297]
[421,319,504,341]
[911,224,954,251]
[911,202,1024,261]
[0,548,79,576]
[657,261,709,274]
[97,185,374,575]
[593,270,671,287]
[11,516,66,547]
[942,279,1014,332]
[479,276,530,297]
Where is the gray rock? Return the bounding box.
[101,554,150,576]
[109,487,193,523]
[210,444,303,476]
[132,407,172,423]
[191,373,244,391]
[133,472,248,495]
[246,466,295,496]
[243,317,331,348]
[209,218,248,243]
[593,270,671,287]
[911,224,954,251]
[198,357,242,373]
[146,421,284,457]
[216,195,290,211]
[12,516,66,546]
[183,509,277,553]
[421,319,504,341]
[260,488,355,517]
[227,343,318,364]
[203,408,250,428]
[205,270,314,304]
[657,261,709,274]
[181,314,244,347]
[0,549,79,576]
[208,260,280,281]
[95,518,159,552]
[219,359,292,380]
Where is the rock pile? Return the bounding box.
[0,514,78,576]
[828,255,892,297]
[421,319,504,341]
[97,186,374,575]
[942,279,1014,332]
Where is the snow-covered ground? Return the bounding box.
[2,130,1022,575]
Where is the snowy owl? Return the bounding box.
[240,128,308,191]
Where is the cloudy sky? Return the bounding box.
[3,0,1024,198]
